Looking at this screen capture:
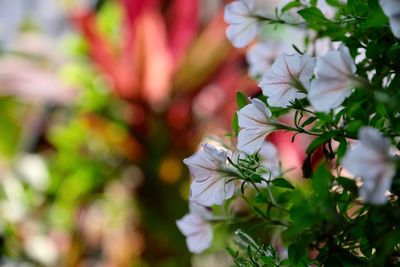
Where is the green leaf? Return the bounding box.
[272,178,295,190]
[236,91,248,109]
[345,120,363,136]
[306,132,336,154]
[387,44,400,65]
[311,164,331,200]
[336,136,348,158]
[298,7,329,23]
[326,0,342,7]
[361,9,388,29]
[300,116,317,127]
[366,41,379,60]
[345,0,369,17]
[281,1,302,13]
[288,239,310,266]
[232,113,239,136]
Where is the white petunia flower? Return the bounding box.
[308,45,358,112]
[176,202,213,253]
[259,141,281,180]
[342,127,395,205]
[380,0,400,38]
[237,98,276,155]
[259,53,316,107]
[184,144,236,206]
[246,41,291,79]
[224,0,267,48]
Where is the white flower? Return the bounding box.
[246,41,290,79]
[224,0,265,48]
[259,142,281,179]
[176,202,213,253]
[308,45,357,112]
[259,53,315,107]
[24,235,58,266]
[237,98,275,154]
[380,0,400,38]
[184,144,235,206]
[16,154,49,191]
[342,127,395,205]
[0,0,65,49]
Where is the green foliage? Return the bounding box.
[271,178,295,190]
[0,97,24,157]
[229,0,400,266]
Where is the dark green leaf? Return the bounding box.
[272,178,295,190]
[306,132,336,154]
[300,116,317,127]
[336,136,348,158]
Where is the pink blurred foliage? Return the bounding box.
[166,0,199,62]
[71,0,200,105]
[0,58,76,105]
[71,0,312,173]
[70,0,258,148]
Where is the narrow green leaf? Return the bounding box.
[232,113,239,136]
[300,117,317,127]
[282,1,302,13]
[336,136,348,158]
[272,178,295,189]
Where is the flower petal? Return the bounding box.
[379,0,400,18]
[226,21,258,48]
[342,127,395,205]
[237,128,268,155]
[176,213,204,236]
[176,213,213,253]
[224,0,259,48]
[259,54,315,107]
[308,46,356,111]
[237,98,271,128]
[237,99,274,154]
[308,78,352,112]
[224,0,252,24]
[186,223,212,253]
[359,167,394,205]
[183,143,227,182]
[190,176,234,206]
[389,15,400,38]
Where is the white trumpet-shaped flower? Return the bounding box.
[380,0,400,38]
[184,144,235,206]
[259,141,281,179]
[259,53,316,107]
[237,98,276,155]
[246,42,290,79]
[176,202,213,253]
[308,45,358,112]
[224,0,266,48]
[342,127,395,205]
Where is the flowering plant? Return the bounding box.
[178,0,400,265]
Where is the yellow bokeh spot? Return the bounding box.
[159,157,182,184]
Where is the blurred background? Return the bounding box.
[0,0,308,266]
